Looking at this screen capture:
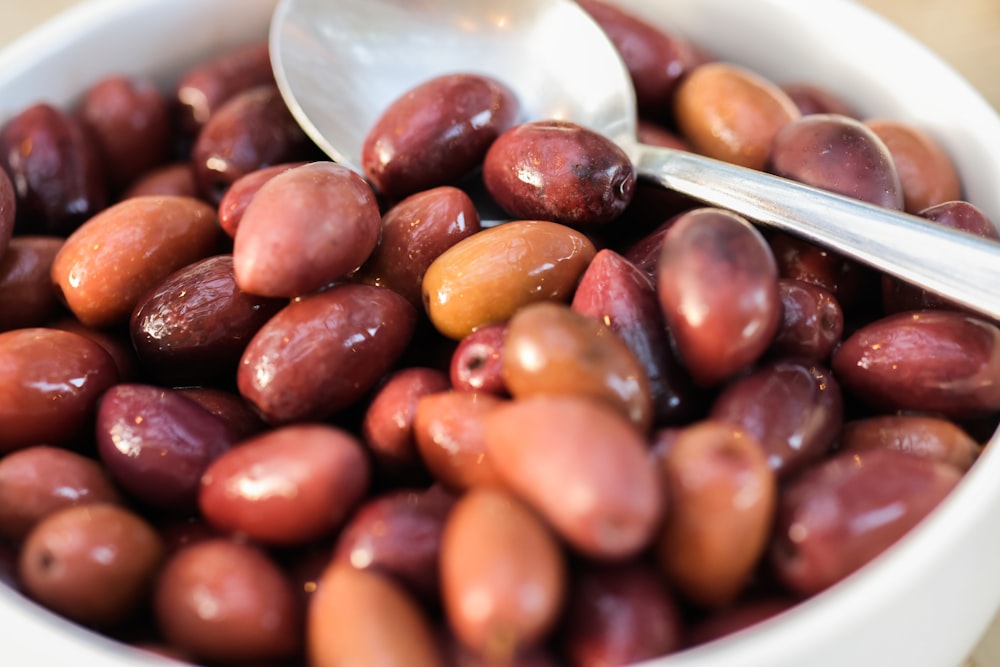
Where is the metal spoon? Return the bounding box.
[269,0,1000,320]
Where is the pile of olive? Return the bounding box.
[0,1,997,665]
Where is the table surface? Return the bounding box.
[3,1,1000,665]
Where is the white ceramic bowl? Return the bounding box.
[1,1,999,666]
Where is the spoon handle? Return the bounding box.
[634,145,1000,321]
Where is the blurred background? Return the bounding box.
[862,0,1000,110]
[3,0,999,109]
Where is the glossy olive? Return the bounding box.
[131,254,285,384]
[767,113,903,209]
[832,310,1000,418]
[154,538,302,664]
[0,236,63,332]
[865,118,961,214]
[174,41,274,137]
[674,62,800,170]
[0,328,118,452]
[483,120,635,227]
[51,194,222,328]
[769,278,844,362]
[309,563,443,667]
[709,360,843,477]
[191,85,313,204]
[770,448,961,596]
[75,74,170,191]
[217,161,306,237]
[422,220,595,340]
[356,185,481,307]
[413,391,507,491]
[657,207,781,387]
[0,446,122,542]
[449,323,509,396]
[362,367,451,476]
[655,420,776,606]
[362,73,519,199]
[838,415,980,471]
[333,486,456,601]
[502,301,654,431]
[560,562,683,667]
[238,283,417,424]
[233,161,382,298]
[0,103,106,235]
[199,423,370,545]
[572,248,701,424]
[484,395,663,559]
[95,383,239,512]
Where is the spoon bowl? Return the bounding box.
[271,0,1000,321]
[269,0,637,173]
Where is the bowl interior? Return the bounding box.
[1,1,999,666]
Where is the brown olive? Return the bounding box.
[51,195,222,328]
[413,391,507,491]
[502,301,654,431]
[440,488,566,658]
[237,283,417,424]
[74,74,171,191]
[190,84,314,204]
[832,310,1000,418]
[0,328,119,453]
[154,538,302,664]
[199,424,370,545]
[655,420,776,607]
[767,113,904,210]
[770,449,961,596]
[19,503,163,628]
[484,395,663,559]
[0,103,106,235]
[0,446,122,542]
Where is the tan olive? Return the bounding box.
[440,488,566,659]
[484,395,663,559]
[674,62,800,170]
[838,415,980,471]
[50,195,221,328]
[413,390,507,491]
[309,562,443,667]
[865,118,962,214]
[502,301,654,431]
[655,420,776,607]
[421,220,596,340]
